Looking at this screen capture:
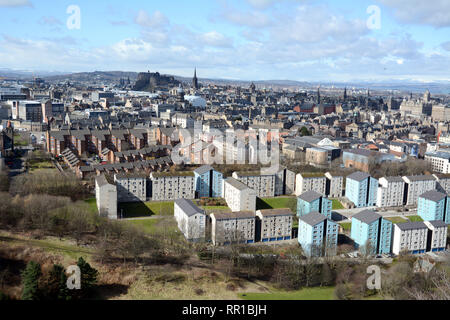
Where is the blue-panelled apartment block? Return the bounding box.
[351,210,393,255]
[298,212,338,257]
[194,165,223,198]
[418,190,450,224]
[297,191,332,219]
[345,171,378,208]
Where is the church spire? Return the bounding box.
[193,68,199,90]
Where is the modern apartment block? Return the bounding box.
[392,221,428,255]
[297,191,332,219]
[232,171,276,198]
[256,209,294,242]
[174,199,206,242]
[345,172,378,208]
[433,173,450,194]
[376,176,405,208]
[325,172,343,198]
[275,167,296,196]
[194,165,223,198]
[223,177,257,213]
[295,173,326,196]
[424,220,448,252]
[417,190,450,224]
[210,211,256,245]
[351,210,393,255]
[298,212,338,257]
[150,171,195,201]
[114,173,147,203]
[95,174,118,220]
[402,175,437,206]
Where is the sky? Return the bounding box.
[0,0,450,82]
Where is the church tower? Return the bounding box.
[317,86,321,104]
[193,68,199,90]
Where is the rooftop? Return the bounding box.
[175,199,205,217]
[212,211,256,220]
[151,171,194,178]
[257,208,294,217]
[347,171,370,182]
[298,190,323,202]
[419,190,447,202]
[299,212,327,226]
[396,221,428,231]
[352,210,382,224]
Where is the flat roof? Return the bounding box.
[212,211,255,220]
[257,208,294,217]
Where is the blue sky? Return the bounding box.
[0,0,450,82]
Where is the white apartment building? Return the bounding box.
[174,199,206,242]
[424,220,448,252]
[402,175,437,206]
[376,176,405,208]
[425,151,450,174]
[95,174,118,220]
[392,221,428,255]
[223,177,257,213]
[150,171,195,201]
[295,173,327,196]
[210,211,256,245]
[256,209,294,242]
[275,167,296,196]
[114,173,147,203]
[232,171,276,198]
[325,172,344,198]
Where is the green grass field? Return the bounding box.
[339,222,352,232]
[257,197,297,213]
[119,201,174,218]
[331,199,344,210]
[126,219,160,234]
[385,217,409,224]
[239,287,336,300]
[84,198,99,214]
[407,215,424,222]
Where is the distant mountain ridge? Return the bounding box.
[1,69,449,93]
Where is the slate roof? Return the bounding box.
[419,190,447,202]
[347,171,370,182]
[352,210,382,224]
[175,199,205,217]
[299,212,327,226]
[298,191,322,202]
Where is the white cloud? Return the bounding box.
[0,0,31,7]
[135,10,169,29]
[442,41,450,52]
[38,16,63,26]
[377,0,450,28]
[197,31,233,48]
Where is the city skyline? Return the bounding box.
[0,0,450,82]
